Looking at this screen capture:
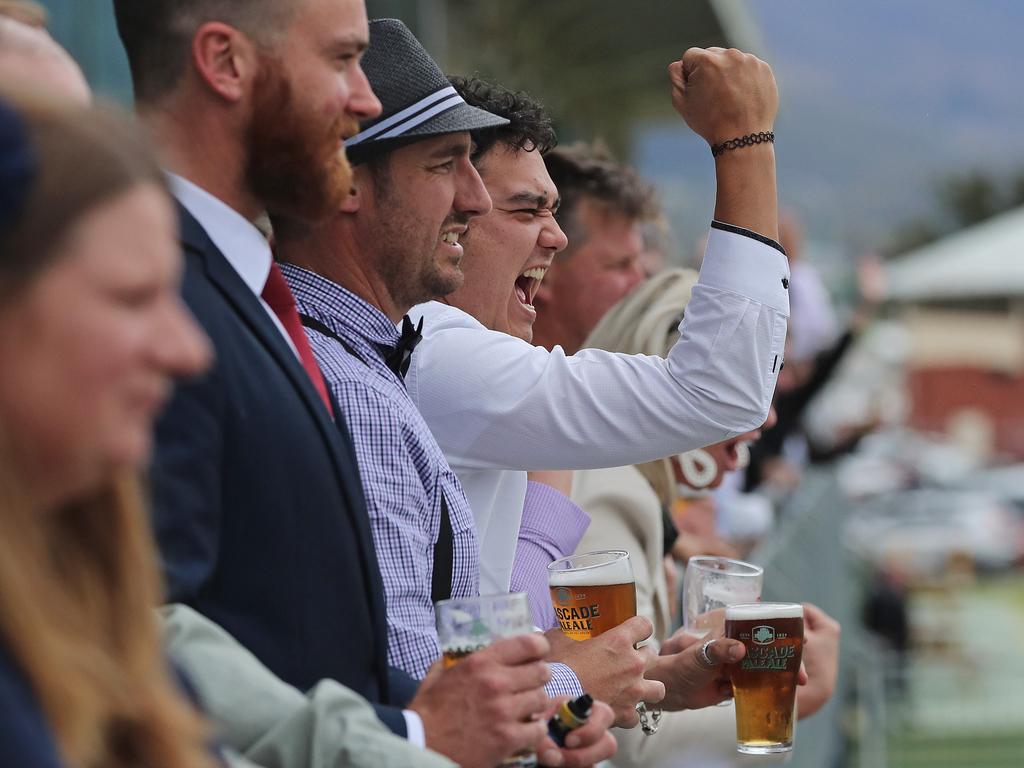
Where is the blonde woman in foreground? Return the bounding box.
[0,96,213,767]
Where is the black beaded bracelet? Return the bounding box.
[710,131,774,157]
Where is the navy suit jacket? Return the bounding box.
[0,642,233,766]
[151,204,412,734]
[0,644,63,768]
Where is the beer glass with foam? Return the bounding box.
[547,550,637,640]
[435,593,538,767]
[547,551,661,734]
[725,602,804,754]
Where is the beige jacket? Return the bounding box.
[161,604,456,768]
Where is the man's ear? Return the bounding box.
[191,22,257,102]
[340,166,368,213]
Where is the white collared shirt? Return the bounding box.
[168,173,298,358]
[407,223,790,594]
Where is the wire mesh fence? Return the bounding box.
[752,465,1024,768]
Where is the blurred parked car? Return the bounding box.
[844,489,1023,576]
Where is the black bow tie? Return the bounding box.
[384,315,423,379]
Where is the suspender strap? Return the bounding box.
[299,314,359,358]
[431,494,455,604]
[299,312,455,603]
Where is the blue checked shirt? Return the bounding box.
[284,264,582,696]
[283,263,479,680]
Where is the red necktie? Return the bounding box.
[261,262,334,416]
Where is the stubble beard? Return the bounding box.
[373,176,467,312]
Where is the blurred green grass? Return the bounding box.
[880,570,1024,767]
[889,732,1024,767]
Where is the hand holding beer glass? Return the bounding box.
[681,555,763,709]
[435,593,539,767]
[725,603,804,754]
[547,550,661,735]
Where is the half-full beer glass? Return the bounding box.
[725,602,804,754]
[435,593,537,767]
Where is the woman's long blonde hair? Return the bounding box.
[0,99,213,768]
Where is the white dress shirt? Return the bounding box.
[407,224,790,594]
[168,173,298,358]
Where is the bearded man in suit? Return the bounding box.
[114,2,565,765]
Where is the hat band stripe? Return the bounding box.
[374,95,465,141]
[346,86,464,147]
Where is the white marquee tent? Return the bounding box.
[885,206,1024,302]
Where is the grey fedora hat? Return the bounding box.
[345,18,508,164]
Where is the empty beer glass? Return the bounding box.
[682,556,764,639]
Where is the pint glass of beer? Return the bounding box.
[547,551,662,734]
[435,593,537,767]
[547,550,637,641]
[725,602,804,754]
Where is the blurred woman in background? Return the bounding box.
[0,95,212,767]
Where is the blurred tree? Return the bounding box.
[367,0,752,156]
[937,171,1001,229]
[888,218,943,256]
[887,166,1024,257]
[1009,169,1024,209]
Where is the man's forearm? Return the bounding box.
[713,144,779,241]
[669,47,779,240]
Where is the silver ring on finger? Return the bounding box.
[697,638,717,669]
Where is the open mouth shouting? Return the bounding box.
[721,437,745,472]
[514,265,547,309]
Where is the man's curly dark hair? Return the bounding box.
[449,74,557,162]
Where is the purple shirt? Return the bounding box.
[511,481,591,630]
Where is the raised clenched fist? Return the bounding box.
[668,47,778,147]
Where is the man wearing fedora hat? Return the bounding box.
[272,16,508,679]
[272,17,618,768]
